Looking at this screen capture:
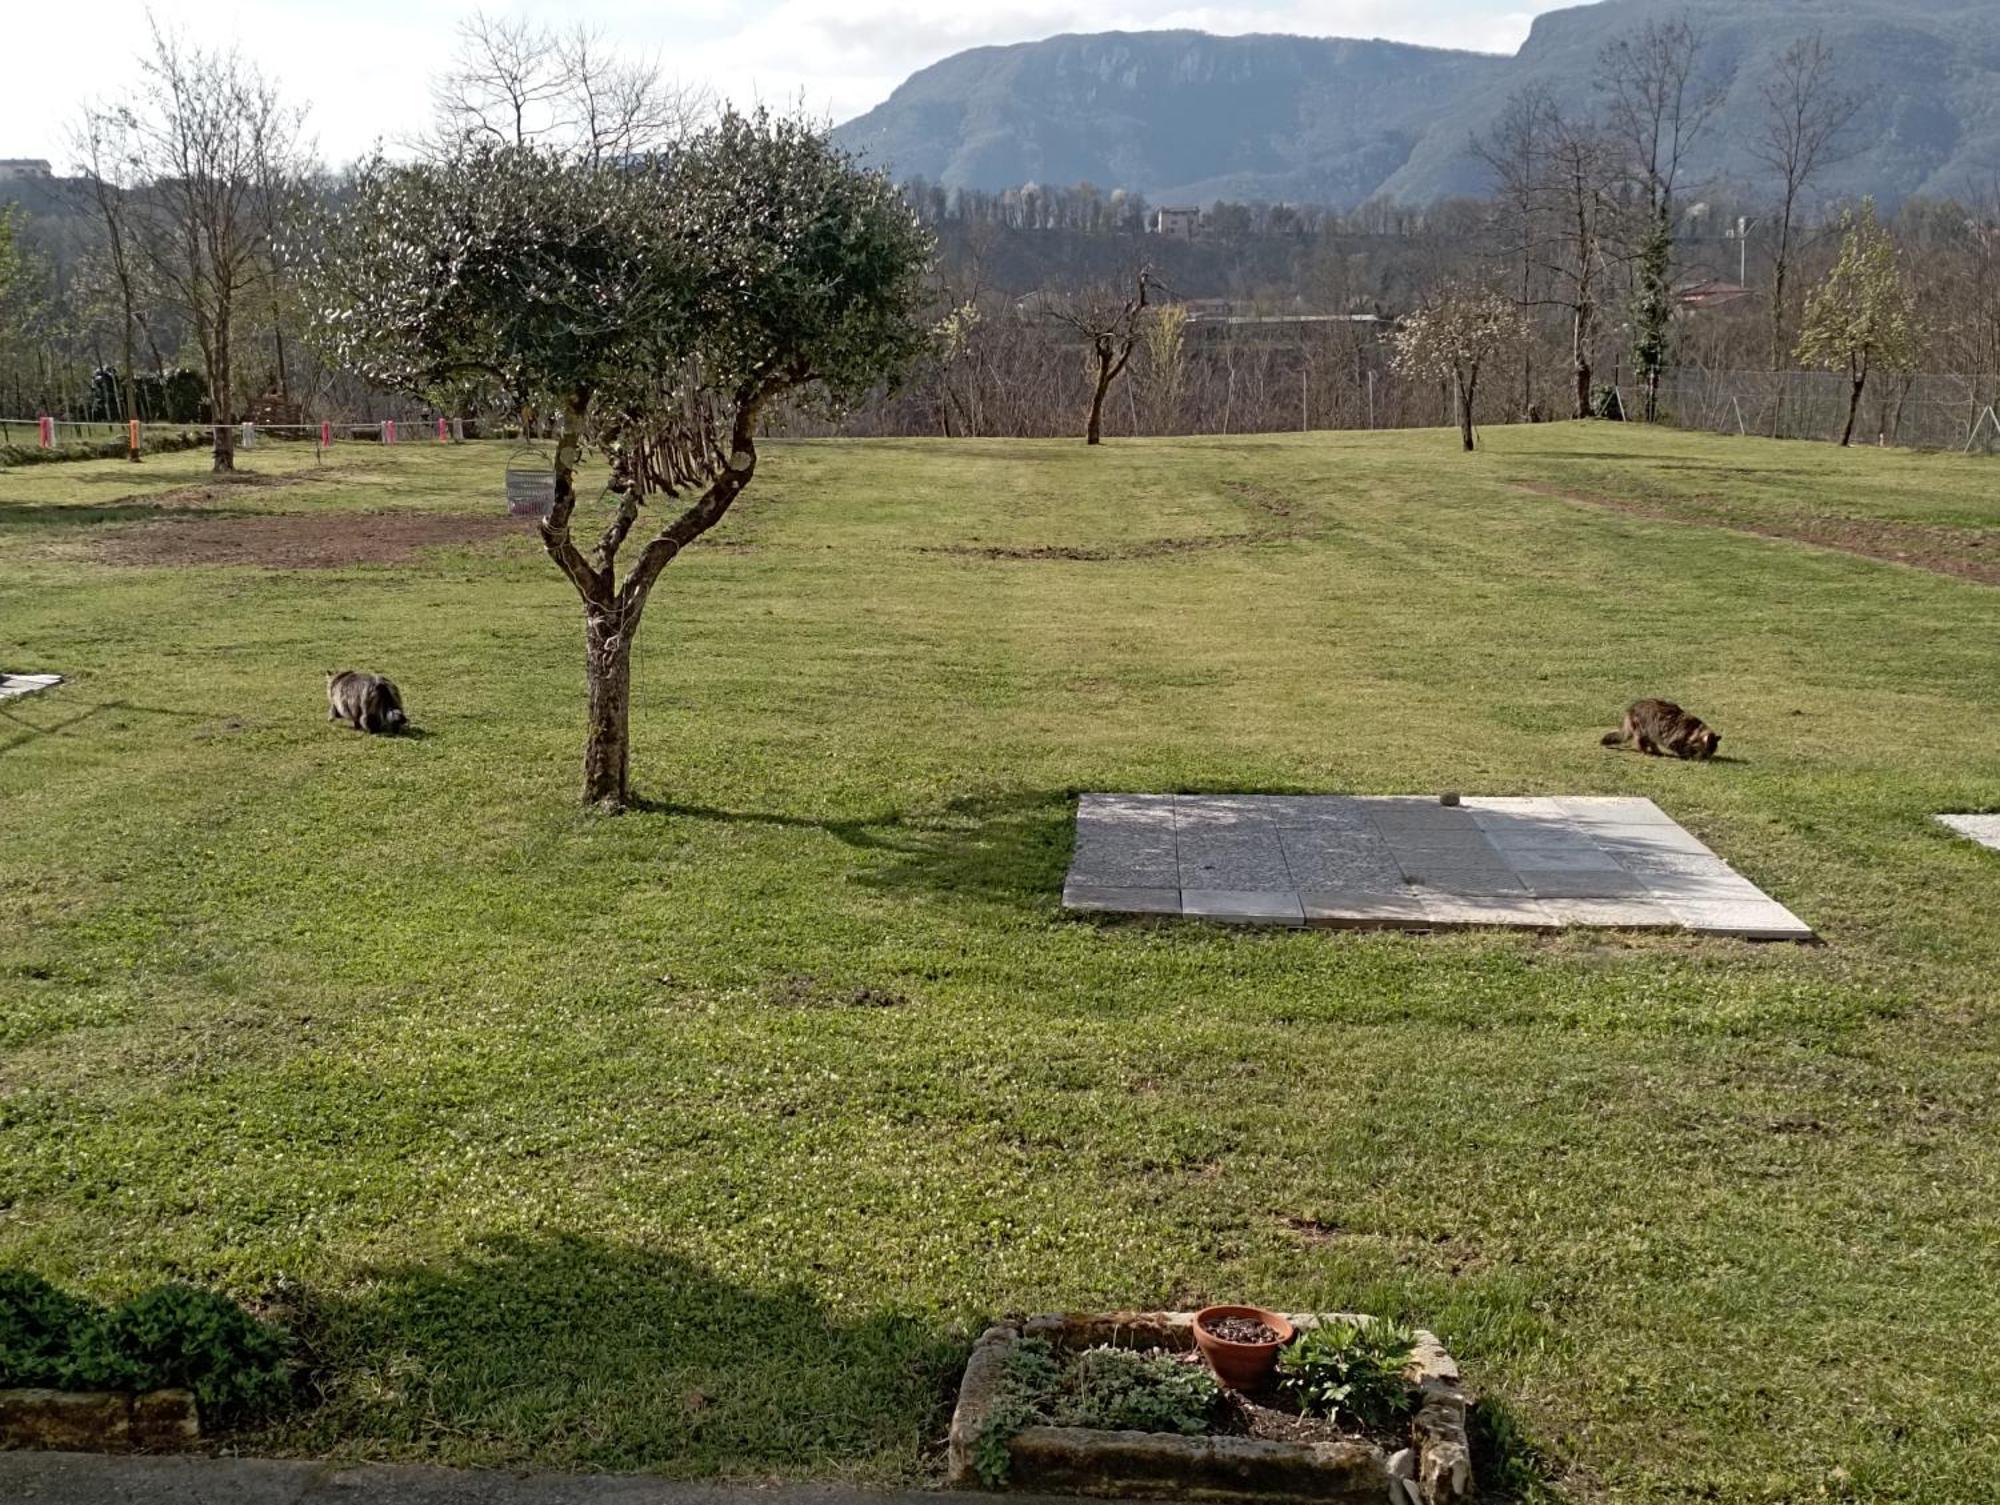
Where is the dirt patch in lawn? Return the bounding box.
[96,510,534,569]
[1516,480,2000,586]
[924,533,1269,562]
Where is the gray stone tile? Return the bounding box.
[1182,888,1305,925]
[1517,868,1651,898]
[1278,830,1405,890]
[1535,896,1680,928]
[1260,795,1375,831]
[1400,865,1530,895]
[1077,792,1177,831]
[1366,800,1485,831]
[1610,849,1736,877]
[0,672,62,700]
[1420,893,1559,929]
[1177,828,1290,890]
[1587,822,1715,857]
[1485,838,1622,870]
[1063,885,1182,915]
[1633,869,1767,902]
[1068,846,1179,887]
[1555,796,1676,826]
[1299,888,1433,928]
[1937,813,2000,853]
[1062,793,1811,941]
[1661,897,1814,939]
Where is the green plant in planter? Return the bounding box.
[1275,1317,1418,1431]
[973,1339,1223,1485]
[1061,1345,1221,1435]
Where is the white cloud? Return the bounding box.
[0,0,1560,168]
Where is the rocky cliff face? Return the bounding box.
[832,1,2000,208]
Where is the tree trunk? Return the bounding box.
[1457,374,1477,451]
[1840,373,1865,447]
[210,306,234,473]
[581,606,633,810]
[1085,357,1113,445]
[121,312,139,464]
[1572,309,1592,419]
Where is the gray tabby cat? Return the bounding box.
[325,670,407,734]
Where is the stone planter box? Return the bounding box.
[946,1312,1471,1505]
[0,1387,199,1451]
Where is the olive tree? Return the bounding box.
[1795,201,1918,447]
[1391,286,1526,451]
[312,112,933,809]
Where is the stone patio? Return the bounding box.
[1936,813,2000,854]
[1064,794,1814,940]
[0,673,63,701]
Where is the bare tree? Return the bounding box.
[1042,269,1152,444]
[431,11,708,162]
[1598,15,1721,420]
[431,13,571,149]
[1475,88,1554,418]
[1539,107,1617,419]
[70,108,148,461]
[1752,32,1860,371]
[123,22,307,472]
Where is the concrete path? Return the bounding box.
[0,1453,993,1505]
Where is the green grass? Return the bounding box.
[2,423,1998,1501]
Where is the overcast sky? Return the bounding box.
[3,1,1560,169]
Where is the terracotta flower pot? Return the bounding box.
[1191,1304,1295,1391]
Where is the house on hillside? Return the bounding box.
[1152,207,1199,240]
[0,159,53,182]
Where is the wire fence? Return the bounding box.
[0,417,470,455]
[1656,370,2000,452]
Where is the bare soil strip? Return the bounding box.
[1515,480,1999,586]
[96,510,533,569]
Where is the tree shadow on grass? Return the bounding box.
[1470,1392,1564,1504]
[636,789,1076,910]
[278,1233,967,1477]
[0,504,277,530]
[0,697,210,756]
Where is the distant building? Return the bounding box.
[0,159,53,181]
[1153,207,1200,240]
[1676,280,1753,311]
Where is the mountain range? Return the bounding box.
[832,0,2000,209]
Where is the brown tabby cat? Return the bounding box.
[1601,698,1720,759]
[326,670,407,734]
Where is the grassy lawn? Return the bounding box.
[2,423,1998,1501]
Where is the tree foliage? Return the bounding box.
[1391,284,1525,450]
[1795,200,1918,445]
[308,110,933,806]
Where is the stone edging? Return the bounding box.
[0,1387,200,1451]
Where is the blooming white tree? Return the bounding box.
[1391,286,1527,451]
[1795,201,1919,447]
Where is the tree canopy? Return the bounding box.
[307,109,934,808]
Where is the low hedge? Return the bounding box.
[0,1271,291,1420]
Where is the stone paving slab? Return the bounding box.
[1937,813,2000,853]
[0,673,63,701]
[1064,794,1813,939]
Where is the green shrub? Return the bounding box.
[0,1271,100,1388]
[0,1271,291,1421]
[1275,1316,1418,1431]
